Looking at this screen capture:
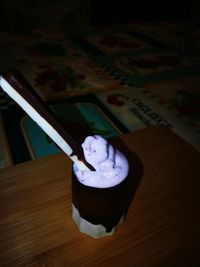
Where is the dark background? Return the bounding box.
[0,0,198,31]
[90,0,195,24]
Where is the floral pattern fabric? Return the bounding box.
[0,20,200,168]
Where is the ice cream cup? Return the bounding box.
[72,164,134,239]
[0,70,140,239]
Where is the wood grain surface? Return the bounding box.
[0,126,200,267]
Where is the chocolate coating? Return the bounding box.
[72,169,134,232]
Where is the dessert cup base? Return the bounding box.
[72,204,124,239]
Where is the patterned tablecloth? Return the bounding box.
[0,22,200,168]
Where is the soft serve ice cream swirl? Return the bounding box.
[74,135,129,188]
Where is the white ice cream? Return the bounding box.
[74,135,129,188]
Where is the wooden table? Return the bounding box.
[0,126,200,267]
